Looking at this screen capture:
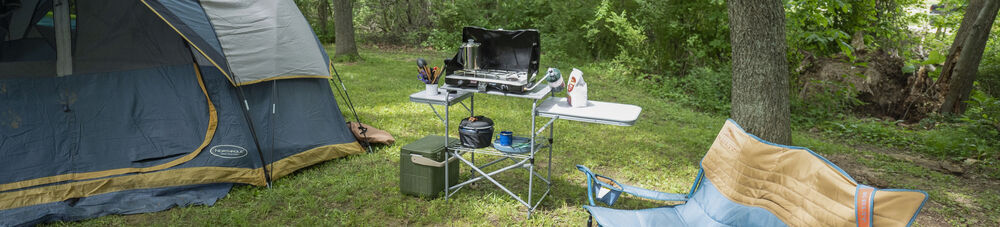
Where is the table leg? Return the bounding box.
[528,99,538,215]
[469,94,475,177]
[444,100,450,201]
[453,154,530,207]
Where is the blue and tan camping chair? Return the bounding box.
[577,119,928,226]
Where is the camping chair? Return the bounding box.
[577,119,928,226]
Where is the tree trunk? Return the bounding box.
[405,0,412,31]
[936,0,984,92]
[727,0,791,144]
[333,0,361,61]
[317,0,331,38]
[940,0,1000,114]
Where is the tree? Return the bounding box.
[727,0,791,144]
[940,0,1000,114]
[936,0,983,103]
[317,0,331,38]
[333,0,360,61]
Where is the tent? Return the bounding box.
[0,0,364,225]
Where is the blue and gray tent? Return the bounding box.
[0,0,363,225]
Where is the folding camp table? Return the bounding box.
[408,85,641,217]
[408,87,473,164]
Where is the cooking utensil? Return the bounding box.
[431,66,442,84]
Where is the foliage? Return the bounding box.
[786,0,864,55]
[605,0,731,75]
[628,66,732,115]
[582,0,647,64]
[676,67,732,115]
[820,116,1000,161]
[962,90,1000,133]
[297,0,730,77]
[822,118,916,148]
[900,0,966,79]
[354,0,435,45]
[294,0,336,43]
[785,0,853,57]
[791,77,865,126]
[979,17,1000,98]
[784,0,924,75]
[919,123,999,160]
[928,0,967,35]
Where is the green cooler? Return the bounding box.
[400,135,459,198]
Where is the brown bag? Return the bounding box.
[347,122,395,145]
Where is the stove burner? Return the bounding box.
[448,69,533,93]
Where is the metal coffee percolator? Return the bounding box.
[461,39,480,73]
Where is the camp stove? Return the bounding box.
[445,69,541,93]
[442,27,542,94]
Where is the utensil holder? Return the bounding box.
[425,83,439,95]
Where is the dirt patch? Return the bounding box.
[825,154,892,188]
[915,201,954,227]
[852,144,1000,181]
[797,50,938,122]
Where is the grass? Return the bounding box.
[53,46,1000,226]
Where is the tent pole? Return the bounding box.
[238,80,274,188]
[232,82,273,188]
[268,80,277,185]
[329,63,373,153]
[185,47,271,187]
[190,52,273,188]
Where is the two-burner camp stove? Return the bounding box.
[443,27,541,94]
[444,69,541,93]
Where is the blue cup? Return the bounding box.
[498,131,513,146]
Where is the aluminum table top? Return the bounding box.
[408,89,472,106]
[536,97,642,126]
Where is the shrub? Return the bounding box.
[792,77,864,126]
[626,66,731,115]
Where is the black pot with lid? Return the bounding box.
[458,115,494,148]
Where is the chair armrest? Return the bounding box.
[576,165,688,206]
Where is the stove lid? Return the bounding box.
[445,26,540,77]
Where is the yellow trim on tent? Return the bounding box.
[0,64,219,193]
[139,0,237,86]
[266,142,364,178]
[0,142,363,210]
[236,74,333,86]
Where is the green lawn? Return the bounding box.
[57,47,999,226]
